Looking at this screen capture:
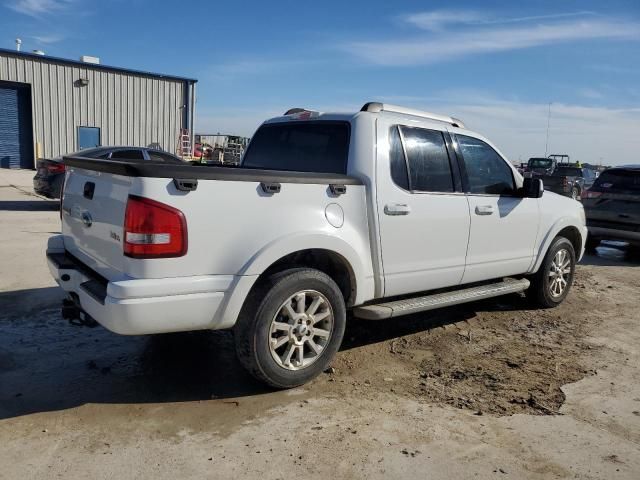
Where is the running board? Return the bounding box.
[353,278,530,320]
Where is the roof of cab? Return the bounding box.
[265,102,465,128]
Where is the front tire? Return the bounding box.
[527,237,576,308]
[234,268,346,389]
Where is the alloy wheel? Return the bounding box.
[268,290,334,371]
[548,248,572,297]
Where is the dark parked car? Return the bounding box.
[526,155,596,199]
[543,165,597,200]
[33,146,184,199]
[583,166,640,253]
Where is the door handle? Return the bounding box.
[384,203,411,216]
[475,205,494,215]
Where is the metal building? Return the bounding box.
[0,48,197,169]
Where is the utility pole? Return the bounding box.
[544,102,552,157]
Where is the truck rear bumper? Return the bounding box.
[46,249,253,335]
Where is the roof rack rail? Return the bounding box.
[360,102,465,128]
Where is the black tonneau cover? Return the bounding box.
[63,156,363,185]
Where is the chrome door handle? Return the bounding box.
[384,203,411,216]
[475,205,494,215]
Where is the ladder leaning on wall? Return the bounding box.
[177,129,192,160]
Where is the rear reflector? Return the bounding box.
[123,195,187,258]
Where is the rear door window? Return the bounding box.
[242,122,350,174]
[389,126,409,190]
[400,126,454,192]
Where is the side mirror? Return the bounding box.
[522,177,544,198]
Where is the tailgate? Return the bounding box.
[61,167,131,279]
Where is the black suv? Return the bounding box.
[583,166,640,253]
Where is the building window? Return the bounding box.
[78,127,101,150]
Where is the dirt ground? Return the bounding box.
[1,169,639,479]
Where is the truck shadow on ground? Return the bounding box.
[0,200,59,211]
[0,286,534,421]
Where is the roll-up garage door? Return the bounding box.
[0,83,34,169]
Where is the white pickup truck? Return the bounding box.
[47,102,587,388]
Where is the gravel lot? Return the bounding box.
[1,168,639,479]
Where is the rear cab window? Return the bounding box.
[241,121,350,174]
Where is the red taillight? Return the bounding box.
[59,171,66,219]
[583,190,602,199]
[123,196,187,258]
[47,162,66,174]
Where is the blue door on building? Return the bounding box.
[0,82,34,169]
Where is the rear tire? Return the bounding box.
[527,237,576,308]
[234,268,346,389]
[585,236,600,253]
[627,244,640,260]
[571,186,580,200]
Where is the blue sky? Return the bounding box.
[2,0,640,165]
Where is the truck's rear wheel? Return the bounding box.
[585,236,600,253]
[527,237,576,308]
[234,268,346,388]
[571,186,580,200]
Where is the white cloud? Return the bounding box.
[402,10,596,31]
[7,0,72,17]
[31,33,64,44]
[207,58,323,81]
[344,19,640,66]
[195,102,362,137]
[195,107,285,138]
[197,97,640,166]
[401,10,487,31]
[577,88,604,100]
[441,99,640,165]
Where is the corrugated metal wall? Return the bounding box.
[0,53,189,159]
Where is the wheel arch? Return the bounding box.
[531,219,584,273]
[239,233,374,307]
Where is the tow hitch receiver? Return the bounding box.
[62,297,98,327]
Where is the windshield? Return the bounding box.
[594,169,640,192]
[528,158,553,169]
[242,121,350,174]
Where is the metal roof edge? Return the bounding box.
[0,48,198,83]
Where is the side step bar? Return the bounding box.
[353,278,530,320]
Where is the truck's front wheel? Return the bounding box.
[234,268,346,388]
[526,236,576,308]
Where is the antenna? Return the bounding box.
[544,102,552,157]
[15,38,21,51]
